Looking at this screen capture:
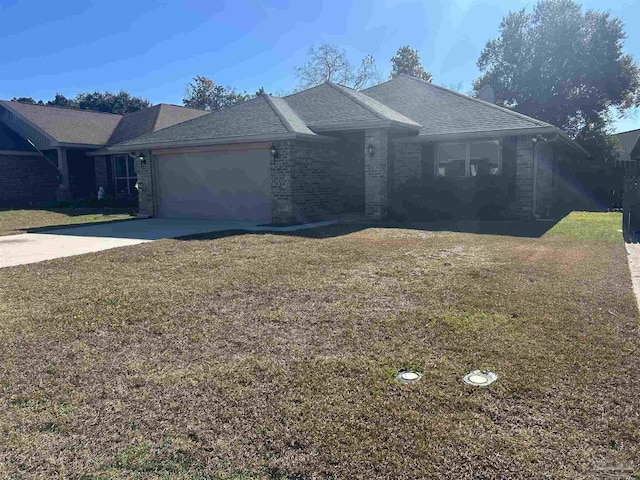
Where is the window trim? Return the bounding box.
[435,140,502,178]
[112,154,137,195]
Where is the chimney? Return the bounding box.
[479,85,495,104]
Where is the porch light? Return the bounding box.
[367,143,375,158]
[138,154,147,165]
[270,147,278,158]
[463,370,498,387]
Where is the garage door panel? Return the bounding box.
[156,149,271,221]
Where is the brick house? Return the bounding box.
[1,75,589,221]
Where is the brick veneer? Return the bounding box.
[534,141,554,217]
[135,151,154,217]
[0,153,58,205]
[271,139,337,224]
[94,155,111,195]
[364,128,389,219]
[393,140,422,190]
[510,136,535,217]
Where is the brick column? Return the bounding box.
[511,136,535,217]
[56,147,72,201]
[135,151,155,218]
[271,140,294,224]
[365,128,389,220]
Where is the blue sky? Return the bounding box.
[1,0,638,132]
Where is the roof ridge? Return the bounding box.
[399,74,550,128]
[0,99,124,117]
[151,104,166,132]
[325,82,386,121]
[262,95,296,133]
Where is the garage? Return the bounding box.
[154,148,271,221]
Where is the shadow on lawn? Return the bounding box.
[182,218,560,242]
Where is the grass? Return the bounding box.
[0,212,637,478]
[0,208,137,236]
[543,211,623,242]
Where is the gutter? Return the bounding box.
[100,132,335,154]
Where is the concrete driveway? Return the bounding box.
[0,218,335,268]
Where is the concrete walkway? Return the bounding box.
[626,241,640,312]
[0,218,336,268]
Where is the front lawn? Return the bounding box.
[0,212,637,478]
[0,208,137,236]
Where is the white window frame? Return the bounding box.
[113,154,137,195]
[435,140,502,177]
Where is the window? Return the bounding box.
[436,140,501,177]
[113,154,137,195]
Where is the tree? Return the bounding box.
[12,97,42,105]
[183,76,249,111]
[390,46,432,82]
[295,44,380,90]
[76,91,150,114]
[47,94,76,108]
[473,0,640,147]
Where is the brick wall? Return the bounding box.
[94,155,111,195]
[535,141,554,218]
[393,140,422,189]
[0,153,58,205]
[271,139,337,224]
[135,152,154,217]
[510,136,535,217]
[364,129,389,219]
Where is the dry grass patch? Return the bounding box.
[0,208,135,236]
[0,213,637,478]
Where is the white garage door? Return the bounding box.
[155,149,271,221]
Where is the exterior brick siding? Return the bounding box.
[271,139,337,224]
[535,141,554,218]
[510,136,535,217]
[393,140,422,190]
[136,152,154,217]
[364,128,389,219]
[0,153,58,205]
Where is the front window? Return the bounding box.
[436,140,501,177]
[113,154,137,196]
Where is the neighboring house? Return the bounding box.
[0,101,207,204]
[613,128,640,166]
[1,75,589,221]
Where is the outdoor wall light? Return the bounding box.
[270,147,278,158]
[138,154,147,165]
[367,143,375,158]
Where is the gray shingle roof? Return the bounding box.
[362,75,552,138]
[613,128,640,162]
[0,100,123,146]
[107,104,208,146]
[0,122,36,152]
[284,82,420,130]
[116,95,319,148]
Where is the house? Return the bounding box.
[0,100,207,204]
[1,75,589,221]
[613,128,640,167]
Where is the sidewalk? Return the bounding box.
[625,241,640,311]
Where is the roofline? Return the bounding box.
[326,81,422,129]
[613,127,640,136]
[0,100,124,117]
[395,126,589,156]
[402,75,551,128]
[0,102,60,146]
[309,119,421,133]
[101,132,334,153]
[0,149,40,156]
[263,95,298,134]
